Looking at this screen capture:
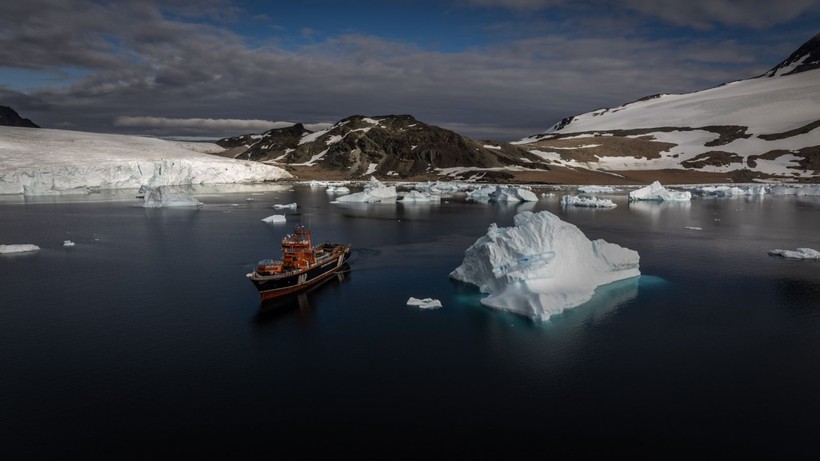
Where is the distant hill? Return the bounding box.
[217,114,548,182]
[0,106,39,128]
[514,32,820,183]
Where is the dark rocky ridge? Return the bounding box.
[0,105,39,128]
[217,114,548,180]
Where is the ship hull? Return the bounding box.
[247,246,351,301]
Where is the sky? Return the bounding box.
[1,0,818,142]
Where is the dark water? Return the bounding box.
[1,184,819,459]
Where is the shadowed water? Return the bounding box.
[1,185,819,459]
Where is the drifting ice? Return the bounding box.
[407,297,443,309]
[768,247,820,259]
[262,214,287,223]
[561,195,617,208]
[450,211,640,321]
[335,176,397,203]
[629,181,691,201]
[0,244,40,254]
[273,203,297,209]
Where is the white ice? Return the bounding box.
[628,181,692,201]
[326,185,350,194]
[449,210,640,321]
[334,176,397,203]
[63,240,76,247]
[400,190,441,202]
[406,297,443,309]
[578,185,616,194]
[261,214,287,223]
[0,126,292,195]
[0,244,40,254]
[273,203,297,209]
[691,185,766,196]
[467,185,538,203]
[561,195,617,208]
[141,186,204,208]
[768,248,820,259]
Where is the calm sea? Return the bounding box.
[1,184,819,459]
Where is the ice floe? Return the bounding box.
[467,185,538,203]
[261,214,287,223]
[273,203,297,209]
[407,297,443,309]
[400,190,441,202]
[0,244,40,254]
[629,181,691,202]
[561,195,617,208]
[63,240,76,247]
[334,176,397,203]
[768,248,820,259]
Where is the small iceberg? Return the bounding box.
[261,214,287,223]
[467,186,538,203]
[628,181,691,202]
[63,240,76,247]
[768,248,820,260]
[577,185,616,194]
[407,297,443,309]
[400,190,441,202]
[561,195,617,208]
[273,203,297,209]
[335,176,397,203]
[0,244,40,254]
[326,185,350,194]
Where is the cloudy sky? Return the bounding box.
[1,0,818,141]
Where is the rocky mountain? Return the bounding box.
[0,106,39,128]
[217,114,548,182]
[515,32,820,183]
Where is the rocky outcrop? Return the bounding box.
[218,115,548,179]
[0,106,39,128]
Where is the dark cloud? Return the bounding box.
[0,0,817,141]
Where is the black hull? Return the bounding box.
[248,247,351,301]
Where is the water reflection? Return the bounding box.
[252,266,351,326]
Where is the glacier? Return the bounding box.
[0,126,292,195]
[141,186,204,208]
[450,210,640,321]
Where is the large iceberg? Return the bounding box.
[450,210,640,321]
[629,181,691,202]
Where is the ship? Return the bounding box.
[246,225,351,301]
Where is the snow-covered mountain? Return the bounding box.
[0,126,292,195]
[515,32,820,182]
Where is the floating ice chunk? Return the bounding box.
[768,185,820,196]
[561,195,617,208]
[450,210,640,321]
[63,240,76,247]
[142,186,203,208]
[309,180,328,189]
[578,185,616,194]
[335,177,397,203]
[768,248,820,259]
[685,226,703,231]
[261,214,286,223]
[0,244,40,254]
[629,181,691,202]
[407,297,443,309]
[467,186,537,203]
[273,202,297,209]
[691,185,766,197]
[326,186,350,194]
[400,190,441,202]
